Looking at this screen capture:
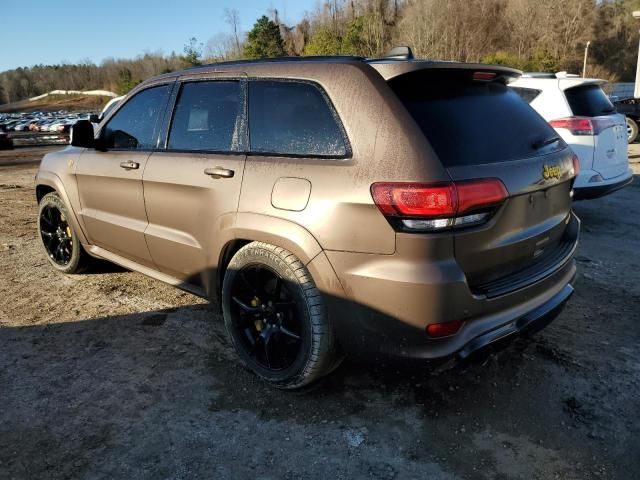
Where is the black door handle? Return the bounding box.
[119,161,139,170]
[204,167,234,179]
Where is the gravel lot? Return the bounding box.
[1,146,639,480]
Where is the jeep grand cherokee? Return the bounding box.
[35,51,579,388]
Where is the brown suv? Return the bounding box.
[35,52,579,388]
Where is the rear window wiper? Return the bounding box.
[532,136,561,150]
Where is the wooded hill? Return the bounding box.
[2,0,639,105]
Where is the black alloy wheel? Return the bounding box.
[222,242,340,389]
[229,265,302,371]
[37,192,88,274]
[39,204,73,266]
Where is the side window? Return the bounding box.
[102,85,170,150]
[168,81,243,152]
[510,86,542,104]
[248,80,348,157]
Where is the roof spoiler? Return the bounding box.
[521,71,581,79]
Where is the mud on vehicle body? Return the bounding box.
[36,50,579,388]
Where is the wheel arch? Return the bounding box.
[209,213,325,307]
[35,172,88,245]
[36,184,56,203]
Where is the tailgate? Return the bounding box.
[593,113,628,179]
[447,149,576,290]
[387,67,577,293]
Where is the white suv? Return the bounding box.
[510,73,632,199]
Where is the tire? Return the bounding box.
[222,242,339,389]
[626,117,638,144]
[37,192,88,274]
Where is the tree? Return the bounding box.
[341,17,365,55]
[183,37,203,66]
[117,68,140,95]
[244,16,286,59]
[225,8,242,55]
[304,27,342,55]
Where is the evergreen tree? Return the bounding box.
[244,16,286,59]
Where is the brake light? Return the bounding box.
[371,183,456,217]
[549,117,593,135]
[371,179,507,232]
[473,71,496,81]
[456,179,508,215]
[549,116,618,136]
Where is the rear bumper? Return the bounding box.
[574,169,633,200]
[324,213,579,360]
[458,283,573,359]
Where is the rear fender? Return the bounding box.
[206,212,326,305]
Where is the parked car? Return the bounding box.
[510,73,632,200]
[611,98,640,143]
[99,95,124,121]
[36,51,579,388]
[0,132,13,150]
[13,121,33,132]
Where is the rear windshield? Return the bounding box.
[565,84,615,117]
[389,70,561,167]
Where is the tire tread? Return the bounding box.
[223,241,340,389]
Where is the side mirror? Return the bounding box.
[89,114,100,123]
[70,120,95,148]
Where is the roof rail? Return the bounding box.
[193,55,365,70]
[521,72,557,78]
[555,71,580,78]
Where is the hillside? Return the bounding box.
[0,94,114,113]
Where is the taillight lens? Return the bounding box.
[549,116,618,136]
[549,117,593,136]
[456,179,508,215]
[371,183,456,218]
[426,320,464,338]
[371,179,507,232]
[473,71,496,81]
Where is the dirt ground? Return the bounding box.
[1,146,639,480]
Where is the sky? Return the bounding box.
[0,0,316,72]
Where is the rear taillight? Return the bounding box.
[371,179,507,232]
[549,117,593,135]
[549,116,618,136]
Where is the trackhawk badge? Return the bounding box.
[543,164,561,180]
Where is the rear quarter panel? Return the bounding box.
[237,62,451,255]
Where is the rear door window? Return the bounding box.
[248,80,348,157]
[564,84,615,117]
[389,70,560,167]
[102,85,170,150]
[168,81,243,152]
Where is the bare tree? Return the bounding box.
[225,8,243,57]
